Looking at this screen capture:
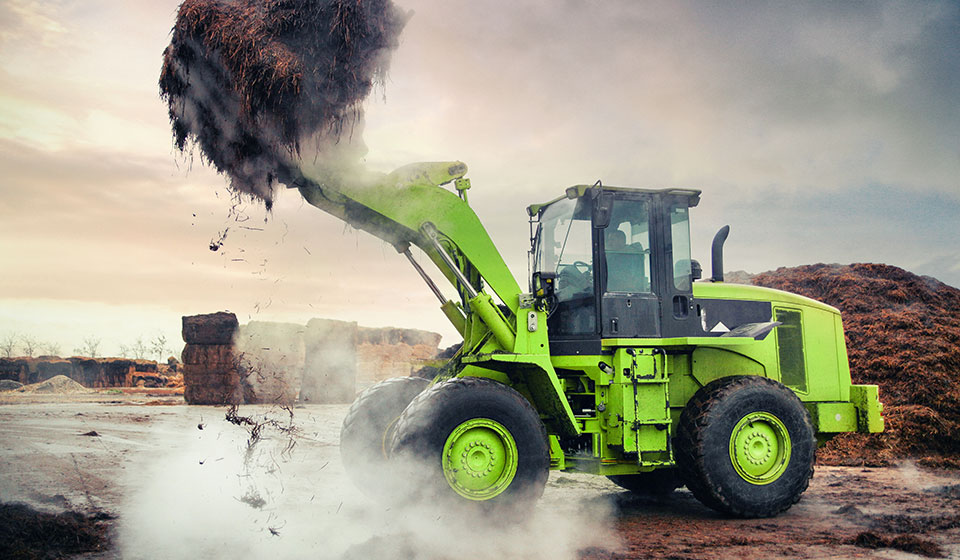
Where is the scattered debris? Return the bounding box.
[239,488,267,510]
[852,531,946,558]
[925,483,960,499]
[868,512,960,534]
[209,228,229,251]
[80,430,100,437]
[224,404,299,454]
[831,504,864,517]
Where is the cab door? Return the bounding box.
[599,196,660,338]
[658,198,699,338]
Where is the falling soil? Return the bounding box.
[224,403,300,454]
[160,0,409,207]
[0,502,111,559]
[751,263,960,468]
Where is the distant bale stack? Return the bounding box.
[356,327,442,387]
[70,359,102,386]
[235,321,305,405]
[0,358,29,384]
[181,312,242,404]
[35,360,73,383]
[301,318,357,404]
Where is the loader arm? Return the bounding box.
[291,161,520,313]
[289,161,581,437]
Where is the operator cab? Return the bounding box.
[529,186,702,355]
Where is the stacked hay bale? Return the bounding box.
[355,327,442,387]
[301,318,357,404]
[234,321,305,404]
[181,312,242,404]
[0,358,29,384]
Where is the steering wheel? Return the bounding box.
[571,260,592,273]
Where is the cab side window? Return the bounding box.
[604,200,651,293]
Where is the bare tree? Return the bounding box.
[74,336,102,359]
[151,335,169,362]
[132,337,149,360]
[20,335,40,358]
[41,341,61,357]
[1,332,19,358]
[119,343,131,358]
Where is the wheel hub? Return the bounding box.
[729,412,791,485]
[460,441,496,477]
[442,418,518,500]
[742,430,773,465]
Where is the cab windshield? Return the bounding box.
[533,197,595,334]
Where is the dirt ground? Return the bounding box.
[1,392,957,560]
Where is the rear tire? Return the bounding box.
[340,377,430,498]
[607,469,683,496]
[389,377,549,511]
[676,375,815,518]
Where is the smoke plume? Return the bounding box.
[159,0,410,209]
[117,406,618,560]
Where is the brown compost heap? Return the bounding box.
[751,263,960,468]
[159,0,409,207]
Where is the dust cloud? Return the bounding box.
[116,405,618,560]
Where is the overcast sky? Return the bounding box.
[1,0,958,357]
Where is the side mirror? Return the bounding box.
[690,259,702,281]
[532,271,557,299]
[592,192,614,229]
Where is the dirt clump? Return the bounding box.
[159,0,410,206]
[852,532,946,558]
[751,263,960,467]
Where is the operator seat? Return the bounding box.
[605,230,648,293]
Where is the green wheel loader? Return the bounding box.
[287,161,883,517]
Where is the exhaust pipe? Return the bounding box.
[711,225,730,282]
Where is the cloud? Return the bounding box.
[704,183,960,288]
[1,0,958,353]
[367,0,960,195]
[0,1,67,47]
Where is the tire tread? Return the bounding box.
[676,375,815,518]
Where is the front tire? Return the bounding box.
[389,377,549,511]
[340,377,430,498]
[676,375,815,518]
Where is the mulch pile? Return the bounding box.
[752,263,960,468]
[0,503,110,559]
[160,0,409,207]
[18,375,92,395]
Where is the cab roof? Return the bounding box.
[527,185,702,217]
